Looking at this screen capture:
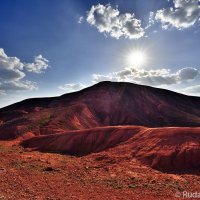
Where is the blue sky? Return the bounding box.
[0,0,200,107]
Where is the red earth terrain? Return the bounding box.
[1,81,200,140]
[1,81,200,199]
[21,126,200,172]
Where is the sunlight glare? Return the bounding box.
[127,51,146,67]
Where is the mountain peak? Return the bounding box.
[1,81,200,140]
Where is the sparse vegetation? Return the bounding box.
[128,183,137,188]
[106,179,124,189]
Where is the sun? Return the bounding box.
[126,51,146,67]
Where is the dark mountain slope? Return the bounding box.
[1,81,200,139]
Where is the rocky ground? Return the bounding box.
[1,141,200,200]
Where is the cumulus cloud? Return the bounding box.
[86,4,145,39]
[57,67,199,96]
[0,48,49,94]
[0,48,25,81]
[0,80,37,91]
[25,55,49,73]
[92,67,199,86]
[155,0,200,29]
[58,83,86,93]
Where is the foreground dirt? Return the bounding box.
[0,142,200,200]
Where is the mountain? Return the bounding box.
[1,81,200,172]
[1,81,200,140]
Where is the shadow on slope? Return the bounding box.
[22,126,200,174]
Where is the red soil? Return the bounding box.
[0,134,200,200]
[22,126,143,156]
[1,82,200,199]
[130,127,200,172]
[1,140,200,200]
[21,126,200,172]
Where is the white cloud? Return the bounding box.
[86,4,145,39]
[0,48,25,81]
[57,67,199,96]
[0,48,49,94]
[58,83,86,93]
[0,90,6,96]
[25,55,49,73]
[0,80,37,91]
[155,0,200,29]
[146,12,155,29]
[78,16,84,24]
[92,67,199,86]
[178,67,198,80]
[179,85,200,95]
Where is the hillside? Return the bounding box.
[1,81,200,140]
[1,81,200,199]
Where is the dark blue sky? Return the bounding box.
[0,0,200,107]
